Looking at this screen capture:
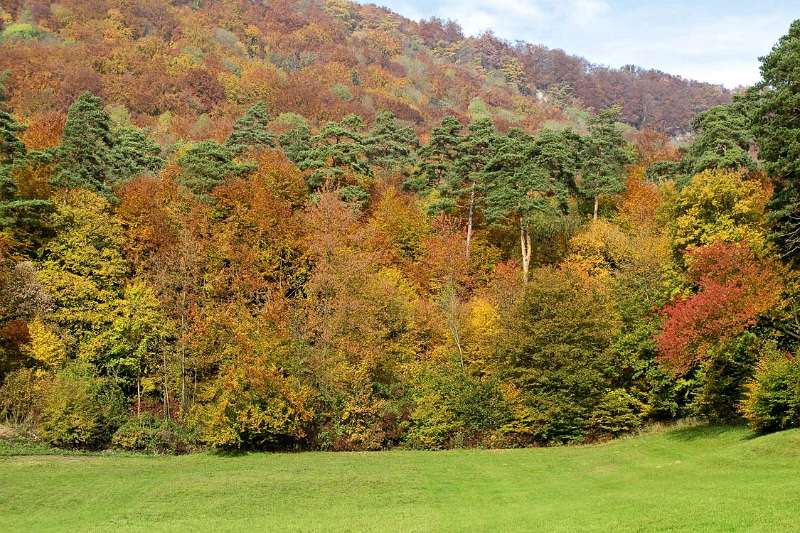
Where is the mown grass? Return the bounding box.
[2,424,799,532]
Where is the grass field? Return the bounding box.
[2,424,800,532]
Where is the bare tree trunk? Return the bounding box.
[593,195,599,221]
[465,186,475,259]
[136,370,141,418]
[520,223,532,283]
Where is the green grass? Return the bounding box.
[3,424,800,532]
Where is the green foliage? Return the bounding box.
[0,23,46,42]
[225,102,275,155]
[52,92,115,197]
[747,20,800,262]
[40,362,126,449]
[111,414,196,453]
[404,365,510,449]
[684,103,755,176]
[741,345,800,433]
[578,106,634,217]
[497,267,621,444]
[177,141,253,198]
[589,389,647,438]
[108,127,164,186]
[406,116,462,193]
[365,110,418,171]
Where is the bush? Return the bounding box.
[741,349,800,434]
[112,414,196,454]
[590,389,647,438]
[404,367,510,449]
[0,367,39,427]
[40,363,126,449]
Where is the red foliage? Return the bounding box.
[657,242,784,374]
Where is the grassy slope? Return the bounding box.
[2,425,799,532]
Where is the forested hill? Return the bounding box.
[0,0,728,137]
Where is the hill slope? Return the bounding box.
[0,0,728,140]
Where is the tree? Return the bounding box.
[579,106,634,220]
[747,20,800,262]
[365,110,418,172]
[52,92,114,196]
[657,242,784,375]
[684,103,755,176]
[226,102,275,155]
[483,130,569,282]
[108,126,164,186]
[306,114,371,191]
[405,116,462,193]
[177,141,253,199]
[437,118,498,258]
[497,267,623,443]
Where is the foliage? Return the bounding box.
[39,362,126,449]
[741,345,800,433]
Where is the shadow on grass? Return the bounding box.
[664,424,747,442]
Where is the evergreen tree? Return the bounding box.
[405,116,462,193]
[52,92,114,197]
[684,103,755,176]
[226,102,275,155]
[0,76,52,248]
[108,127,164,186]
[483,130,570,282]
[748,19,800,261]
[365,110,418,171]
[436,118,498,258]
[279,124,314,168]
[579,106,634,220]
[177,141,253,199]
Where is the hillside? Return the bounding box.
[0,0,728,139]
[3,425,800,531]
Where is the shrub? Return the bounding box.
[112,414,196,454]
[39,363,126,449]
[404,367,510,449]
[741,349,800,433]
[0,367,40,427]
[590,389,647,438]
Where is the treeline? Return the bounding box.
[2,18,800,454]
[0,0,727,143]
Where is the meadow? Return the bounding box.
[3,424,799,532]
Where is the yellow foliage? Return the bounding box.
[24,317,67,371]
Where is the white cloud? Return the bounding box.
[362,0,799,87]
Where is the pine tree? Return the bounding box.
[226,102,275,155]
[365,110,418,171]
[436,118,498,258]
[306,114,371,192]
[684,103,755,176]
[108,127,164,186]
[405,116,462,193]
[178,141,253,199]
[579,105,634,220]
[483,129,569,282]
[52,92,115,196]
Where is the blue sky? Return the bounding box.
[362,0,800,87]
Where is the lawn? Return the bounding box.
[2,424,799,532]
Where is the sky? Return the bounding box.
[362,0,800,88]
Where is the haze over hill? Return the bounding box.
[0,0,730,135]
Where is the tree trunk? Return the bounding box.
[465,186,475,259]
[593,195,599,221]
[136,370,141,418]
[520,223,532,283]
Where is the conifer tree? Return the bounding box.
[436,118,498,258]
[365,110,418,171]
[406,116,462,193]
[483,130,569,282]
[52,92,114,197]
[226,102,275,155]
[178,141,253,199]
[108,127,164,186]
[579,106,634,220]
